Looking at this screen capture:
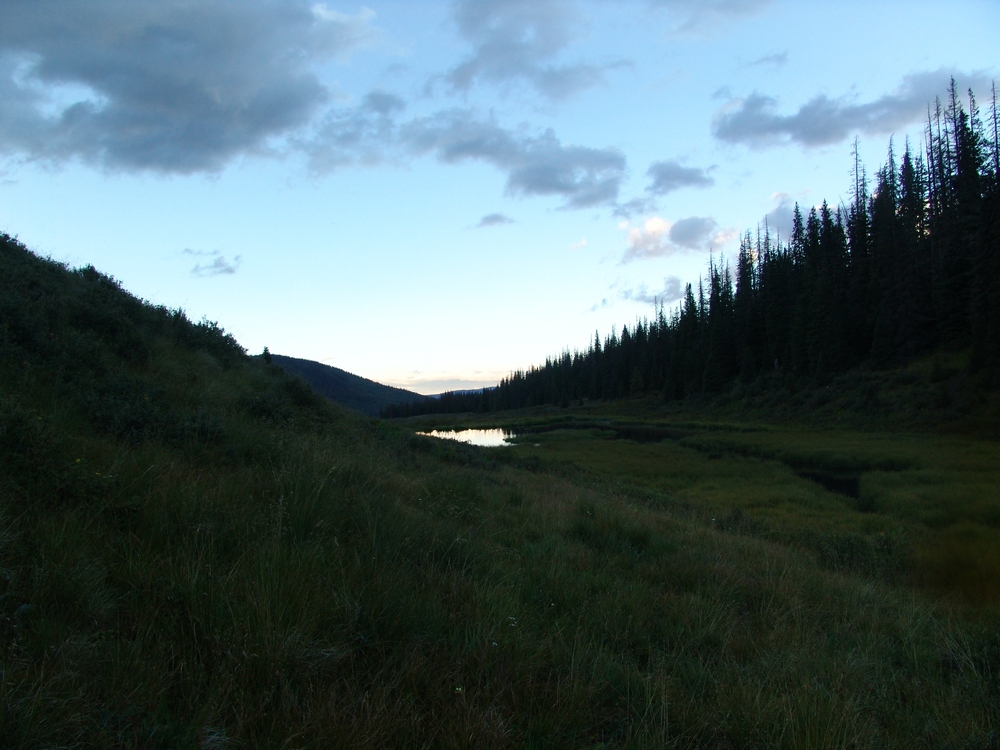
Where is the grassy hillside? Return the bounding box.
[270,353,427,416]
[1,233,998,748]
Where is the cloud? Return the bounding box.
[591,274,685,312]
[712,70,994,148]
[570,237,587,249]
[669,216,719,248]
[650,0,772,32]
[303,96,629,210]
[619,275,684,305]
[621,215,735,262]
[613,196,658,219]
[645,159,714,195]
[402,110,626,208]
[476,212,514,227]
[748,52,787,68]
[446,0,609,100]
[380,369,505,395]
[304,90,405,172]
[763,192,795,240]
[0,1,376,173]
[623,217,672,260]
[363,90,406,116]
[185,249,241,277]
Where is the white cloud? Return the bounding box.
[621,215,735,262]
[624,216,672,259]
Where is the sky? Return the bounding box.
[1,0,997,394]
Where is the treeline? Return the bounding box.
[383,82,1000,418]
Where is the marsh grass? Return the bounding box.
[4,398,1000,747]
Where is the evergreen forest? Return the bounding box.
[383,82,1000,418]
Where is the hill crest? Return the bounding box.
[270,354,426,417]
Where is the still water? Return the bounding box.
[415,428,514,447]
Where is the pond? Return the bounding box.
[415,423,688,448]
[415,428,516,447]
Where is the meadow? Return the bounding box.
[6,401,1000,747]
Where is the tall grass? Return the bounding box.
[7,394,999,747]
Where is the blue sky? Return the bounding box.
[1,0,997,393]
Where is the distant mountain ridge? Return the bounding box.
[428,388,487,399]
[271,354,427,416]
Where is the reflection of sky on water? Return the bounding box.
[416,429,513,447]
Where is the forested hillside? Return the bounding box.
[384,82,1000,418]
[271,354,427,416]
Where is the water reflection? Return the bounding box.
[416,428,514,447]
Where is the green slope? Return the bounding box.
[271,353,426,416]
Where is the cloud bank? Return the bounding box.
[0,1,377,173]
[713,70,993,148]
[0,0,631,213]
[305,98,629,209]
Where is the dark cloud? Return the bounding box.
[669,216,718,249]
[304,91,405,172]
[713,70,994,148]
[184,249,241,277]
[0,0,375,172]
[402,110,626,208]
[447,0,609,100]
[645,159,714,195]
[306,96,627,210]
[476,212,514,228]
